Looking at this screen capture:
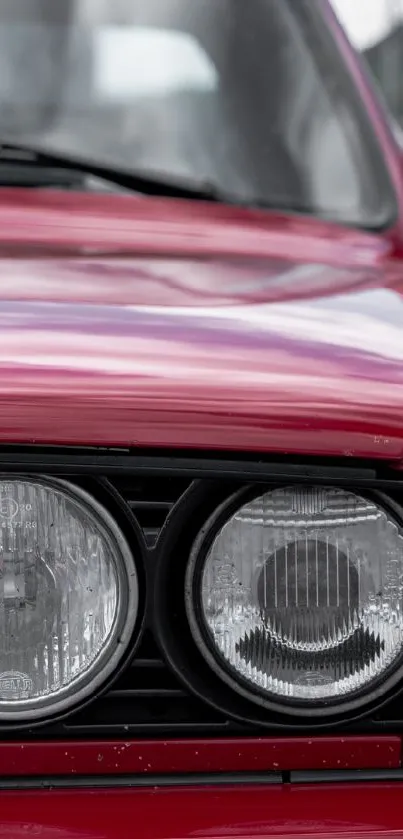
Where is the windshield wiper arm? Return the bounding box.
[0,142,225,202]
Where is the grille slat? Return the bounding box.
[66,722,232,734]
[129,500,174,511]
[143,528,161,547]
[131,659,166,670]
[106,689,186,700]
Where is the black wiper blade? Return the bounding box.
[0,142,224,202]
[0,145,84,189]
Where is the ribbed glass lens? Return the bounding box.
[0,477,138,719]
[191,487,403,704]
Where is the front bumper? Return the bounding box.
[2,782,403,839]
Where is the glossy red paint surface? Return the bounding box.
[0,737,398,776]
[0,191,401,458]
[0,188,388,264]
[0,783,403,839]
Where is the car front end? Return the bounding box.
[0,1,403,837]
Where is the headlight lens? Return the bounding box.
[0,477,138,721]
[186,486,403,713]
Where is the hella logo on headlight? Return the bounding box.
[0,671,33,699]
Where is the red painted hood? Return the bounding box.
[0,188,402,460]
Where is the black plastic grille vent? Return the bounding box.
[62,630,232,738]
[55,475,238,738]
[111,475,191,546]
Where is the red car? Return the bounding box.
[0,0,402,837]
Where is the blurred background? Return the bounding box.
[332,0,403,126]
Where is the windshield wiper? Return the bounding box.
[0,142,315,214]
[0,142,225,202]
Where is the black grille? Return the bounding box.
[111,475,190,547]
[0,449,401,737]
[63,631,233,737]
[57,474,242,738]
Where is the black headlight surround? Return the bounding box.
[155,479,403,724]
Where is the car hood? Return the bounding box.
[0,188,401,461]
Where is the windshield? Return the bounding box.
[0,0,395,226]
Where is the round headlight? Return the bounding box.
[185,486,403,715]
[0,476,138,721]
